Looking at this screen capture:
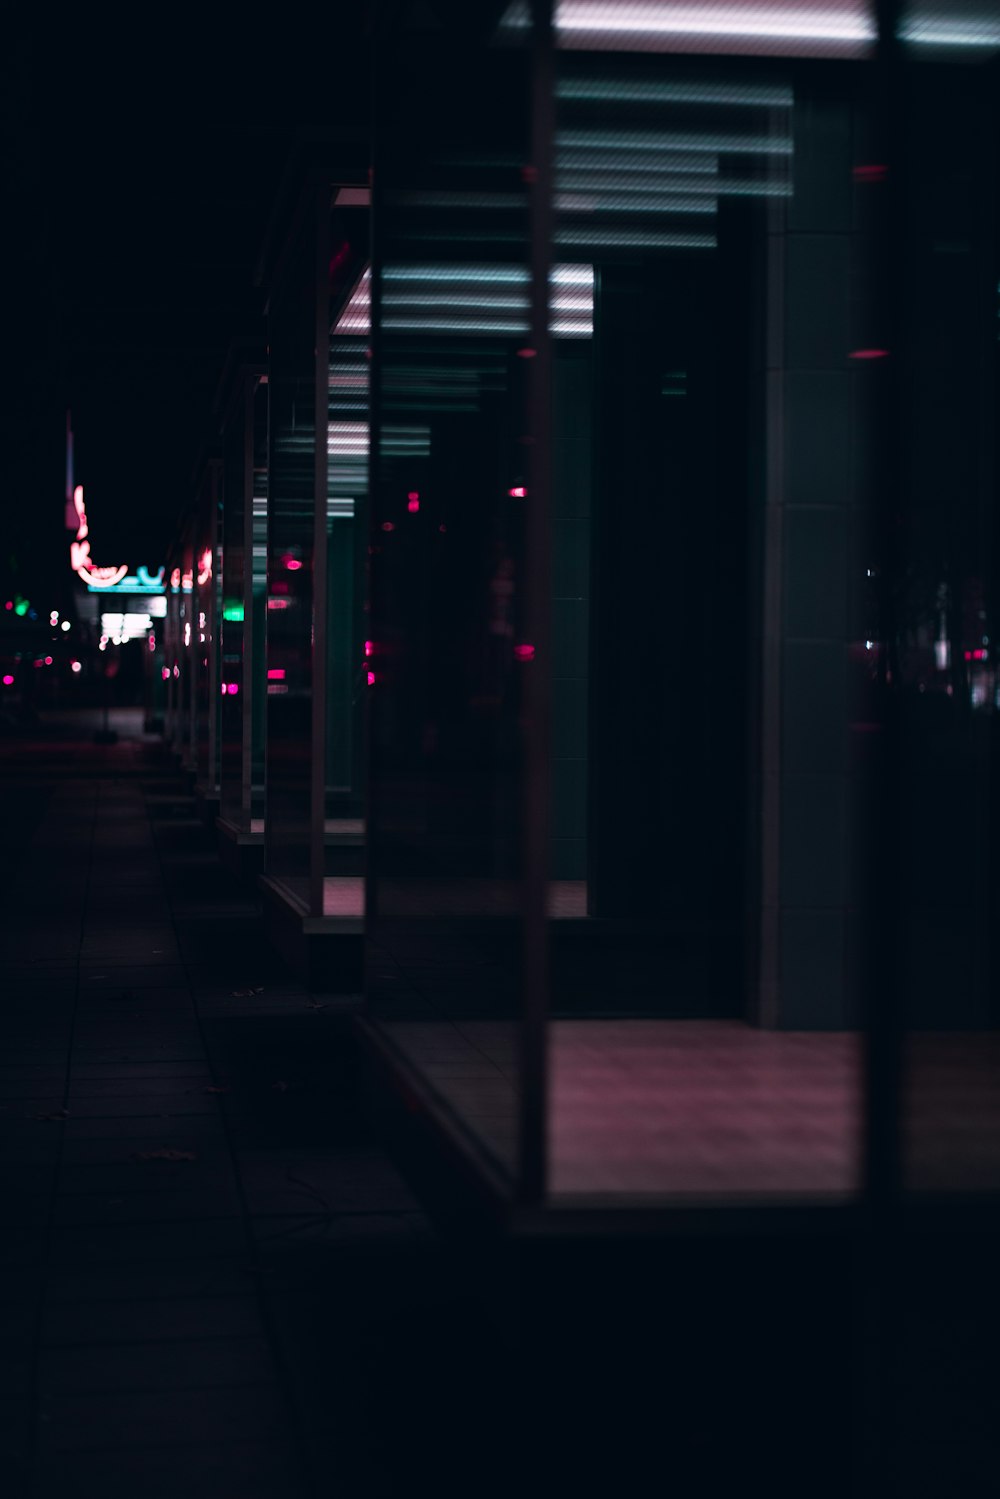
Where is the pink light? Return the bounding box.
[161,666,170,680]
[267,598,289,610]
[853,164,887,182]
[407,490,420,501]
[517,347,536,359]
[4,601,12,611]
[70,661,82,674]
[228,682,239,695]
[197,549,213,586]
[284,557,303,571]
[408,498,420,513]
[173,665,180,678]
[514,644,535,661]
[148,633,156,651]
[850,349,889,360]
[44,656,53,666]
[2,674,13,686]
[267,668,286,681]
[439,525,447,533]
[367,671,376,686]
[267,683,288,695]
[364,641,373,658]
[381,522,395,533]
[509,486,527,498]
[221,683,228,695]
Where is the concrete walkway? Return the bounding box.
[0,714,508,1498]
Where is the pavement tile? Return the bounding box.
[48,1219,250,1266]
[37,1336,275,1394]
[42,1294,264,1347]
[37,1382,290,1451]
[43,1264,258,1305]
[34,1440,305,1499]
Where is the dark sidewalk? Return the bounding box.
[0,712,511,1499]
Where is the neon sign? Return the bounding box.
[70,485,165,594]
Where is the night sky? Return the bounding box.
[3,7,374,612]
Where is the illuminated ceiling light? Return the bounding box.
[499,1,875,56]
[557,127,792,154]
[555,227,716,248]
[556,191,717,213]
[556,78,793,106]
[900,15,1000,48]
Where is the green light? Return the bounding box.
[13,597,29,617]
[222,602,244,622]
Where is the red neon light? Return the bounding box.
[283,557,303,571]
[267,668,286,681]
[849,349,889,360]
[4,601,12,611]
[408,498,420,513]
[267,598,289,611]
[367,671,376,686]
[44,656,53,666]
[2,674,13,686]
[509,486,527,498]
[364,641,373,658]
[514,644,535,661]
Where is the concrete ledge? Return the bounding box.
[194,782,220,828]
[260,874,363,992]
[216,815,265,883]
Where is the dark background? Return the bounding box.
[2,6,379,610]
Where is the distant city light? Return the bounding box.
[70,660,82,674]
[61,620,71,632]
[2,674,13,686]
